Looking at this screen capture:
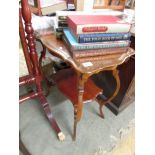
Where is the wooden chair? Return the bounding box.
[19,1,65,153]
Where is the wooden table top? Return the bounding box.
[37,31,135,75]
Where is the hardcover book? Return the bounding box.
[56,10,124,17]
[29,0,67,15]
[58,21,68,27]
[67,15,131,36]
[68,47,129,59]
[28,0,65,8]
[73,31,131,43]
[63,28,130,51]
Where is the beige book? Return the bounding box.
[41,1,67,15]
[29,0,67,15]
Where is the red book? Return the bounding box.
[67,15,131,36]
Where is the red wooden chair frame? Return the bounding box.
[19,0,65,153]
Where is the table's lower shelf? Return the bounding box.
[51,68,103,104]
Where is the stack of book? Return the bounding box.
[55,10,124,39]
[62,15,131,59]
[56,12,69,39]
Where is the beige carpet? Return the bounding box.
[94,119,135,155]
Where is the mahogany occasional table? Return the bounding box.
[37,30,135,140]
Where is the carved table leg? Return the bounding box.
[38,94,65,141]
[73,104,78,141]
[73,73,87,141]
[96,68,120,118]
[38,41,55,97]
[39,41,46,71]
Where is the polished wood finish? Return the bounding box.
[19,0,65,145]
[38,32,134,75]
[38,29,135,140]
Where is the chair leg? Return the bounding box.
[38,94,65,141]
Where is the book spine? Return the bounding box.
[71,40,130,51]
[56,28,64,39]
[58,16,67,20]
[62,33,72,50]
[78,33,131,43]
[67,16,78,38]
[56,31,63,39]
[56,27,64,32]
[77,56,119,62]
[58,21,68,27]
[72,47,128,58]
[62,35,74,57]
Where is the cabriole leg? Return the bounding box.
[72,73,87,140]
[73,105,78,141]
[96,69,120,118]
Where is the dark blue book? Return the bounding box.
[74,31,131,43]
[63,28,130,51]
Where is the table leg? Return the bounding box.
[39,42,46,71]
[38,41,55,96]
[96,68,120,118]
[73,104,78,141]
[73,73,87,141]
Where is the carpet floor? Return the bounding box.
[19,85,134,155]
